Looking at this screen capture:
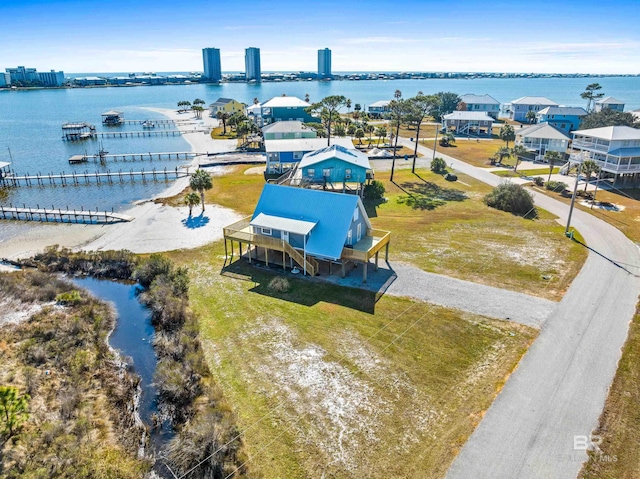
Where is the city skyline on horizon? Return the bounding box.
[2,0,640,75]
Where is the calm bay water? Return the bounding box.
[1,76,639,214]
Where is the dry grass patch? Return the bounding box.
[165,243,537,478]
[534,185,640,243]
[367,169,586,300]
[422,139,515,168]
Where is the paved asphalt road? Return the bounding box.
[399,139,640,479]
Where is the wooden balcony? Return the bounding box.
[223,216,318,276]
[341,228,391,263]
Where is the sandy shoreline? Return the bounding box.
[0,107,243,261]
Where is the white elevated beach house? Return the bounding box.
[515,123,570,161]
[570,126,640,184]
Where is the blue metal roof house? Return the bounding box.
[223,184,391,282]
[296,145,372,191]
[536,106,587,134]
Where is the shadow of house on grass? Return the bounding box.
[396,177,468,210]
[221,255,397,314]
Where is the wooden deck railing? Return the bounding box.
[223,216,317,275]
[341,228,391,262]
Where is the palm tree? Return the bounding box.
[544,150,563,181]
[581,159,600,191]
[365,124,375,147]
[184,192,200,217]
[189,169,212,212]
[512,144,527,173]
[346,99,352,115]
[355,128,365,145]
[191,105,204,119]
[499,124,516,148]
[495,146,511,165]
[375,126,387,146]
[525,110,537,124]
[216,111,230,134]
[193,98,205,107]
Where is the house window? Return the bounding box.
[323,168,331,177]
[353,208,359,221]
[261,227,272,235]
[307,168,315,177]
[345,168,352,179]
[347,230,352,245]
[357,224,362,241]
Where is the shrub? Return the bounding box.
[484,182,536,216]
[546,180,569,192]
[132,254,172,288]
[55,290,82,306]
[268,277,290,293]
[445,173,458,182]
[431,157,447,173]
[364,180,385,200]
[532,177,544,186]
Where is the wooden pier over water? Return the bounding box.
[0,167,191,188]
[95,130,187,138]
[69,151,201,164]
[0,204,133,224]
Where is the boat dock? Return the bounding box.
[123,119,195,126]
[0,166,191,188]
[95,129,187,138]
[0,204,133,224]
[69,151,200,164]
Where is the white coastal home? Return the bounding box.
[570,126,640,184]
[442,111,494,137]
[515,123,570,161]
[508,96,558,122]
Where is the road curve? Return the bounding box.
[400,140,640,479]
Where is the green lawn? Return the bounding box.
[167,244,536,478]
[493,167,559,178]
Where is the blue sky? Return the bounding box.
[1,0,639,74]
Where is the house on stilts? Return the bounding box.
[223,184,390,283]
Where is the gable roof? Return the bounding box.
[443,111,495,121]
[537,106,588,116]
[299,144,371,169]
[369,100,391,108]
[517,123,570,140]
[596,96,624,105]
[573,126,640,141]
[262,120,311,134]
[102,110,122,116]
[510,96,558,106]
[252,184,371,260]
[460,94,500,105]
[250,213,316,235]
[262,96,310,108]
[264,137,354,153]
[0,161,11,169]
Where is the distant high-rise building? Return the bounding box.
[5,66,64,86]
[245,47,261,82]
[202,48,222,82]
[318,48,331,79]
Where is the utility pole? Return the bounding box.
[432,128,439,161]
[565,162,582,236]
